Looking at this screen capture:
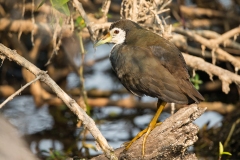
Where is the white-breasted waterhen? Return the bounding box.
[95,19,204,156]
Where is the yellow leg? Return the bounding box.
[125,100,167,156]
[124,122,162,149]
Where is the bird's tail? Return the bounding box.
[180,79,205,104]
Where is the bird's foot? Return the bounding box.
[124,100,166,157]
[123,122,162,156]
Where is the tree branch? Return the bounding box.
[174,28,240,69]
[91,104,206,160]
[183,53,240,93]
[0,18,73,38]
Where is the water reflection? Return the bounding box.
[1,96,53,135]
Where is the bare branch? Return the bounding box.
[131,0,138,21]
[183,53,240,93]
[0,75,40,109]
[210,27,240,46]
[193,30,240,50]
[0,18,73,38]
[31,0,35,45]
[101,0,111,19]
[179,5,240,22]
[174,28,240,69]
[45,22,63,66]
[137,8,170,22]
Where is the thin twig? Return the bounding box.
[45,22,63,66]
[31,0,35,46]
[18,0,25,40]
[0,18,73,38]
[73,0,95,41]
[137,8,170,22]
[174,28,240,69]
[223,118,240,148]
[101,0,111,19]
[193,30,240,50]
[132,0,138,21]
[0,75,40,108]
[210,27,240,46]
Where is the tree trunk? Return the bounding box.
[92,104,206,160]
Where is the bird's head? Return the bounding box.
[94,27,126,47]
[94,20,142,47]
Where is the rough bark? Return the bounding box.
[92,104,206,160]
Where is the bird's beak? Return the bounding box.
[94,32,112,48]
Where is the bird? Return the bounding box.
[94,19,204,156]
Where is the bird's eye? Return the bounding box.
[114,30,119,34]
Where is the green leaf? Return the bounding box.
[75,16,86,29]
[51,0,69,6]
[222,152,232,156]
[50,0,70,16]
[219,142,224,155]
[107,13,112,18]
[46,149,67,160]
[59,17,63,26]
[83,143,97,151]
[190,74,203,90]
[37,0,47,9]
[109,111,118,117]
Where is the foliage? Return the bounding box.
[38,0,70,16]
[41,149,68,160]
[75,16,86,30]
[219,142,232,160]
[190,74,203,90]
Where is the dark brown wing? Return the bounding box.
[110,44,196,104]
[148,36,204,104]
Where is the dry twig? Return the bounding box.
[73,0,95,41]
[0,75,40,108]
[174,28,240,70]
[0,18,73,38]
[183,53,240,93]
[101,0,111,18]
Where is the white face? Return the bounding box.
[109,27,126,44]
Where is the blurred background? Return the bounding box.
[0,0,239,159]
